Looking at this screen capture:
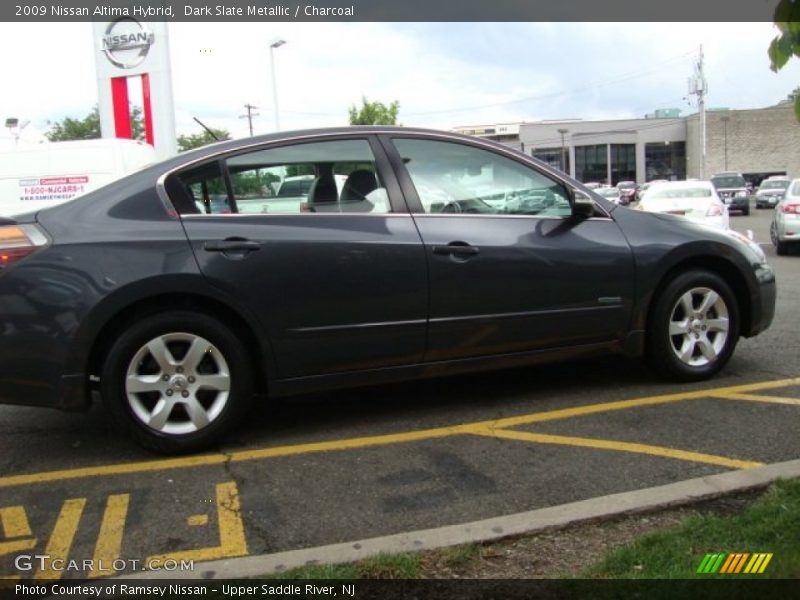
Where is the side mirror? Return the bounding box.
[571,190,595,219]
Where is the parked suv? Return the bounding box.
[711,172,750,216]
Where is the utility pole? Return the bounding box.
[239,103,259,136]
[720,115,730,171]
[689,46,708,179]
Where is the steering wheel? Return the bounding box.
[442,201,462,213]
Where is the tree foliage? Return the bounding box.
[45,106,145,142]
[348,97,400,125]
[176,128,231,152]
[769,0,800,121]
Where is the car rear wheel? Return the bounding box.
[771,222,789,255]
[101,311,254,454]
[647,270,739,381]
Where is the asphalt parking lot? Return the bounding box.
[1,207,799,580]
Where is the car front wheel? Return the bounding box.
[647,270,739,381]
[101,311,254,454]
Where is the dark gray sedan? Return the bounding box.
[0,128,776,453]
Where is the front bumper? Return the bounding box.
[746,263,776,337]
[756,195,782,207]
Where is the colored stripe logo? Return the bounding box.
[696,552,773,574]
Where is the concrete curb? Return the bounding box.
[135,458,800,580]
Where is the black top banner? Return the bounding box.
[1,0,787,22]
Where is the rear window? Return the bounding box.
[760,180,789,190]
[711,175,745,188]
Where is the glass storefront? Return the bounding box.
[610,144,636,185]
[645,141,686,181]
[531,148,569,174]
[574,145,607,184]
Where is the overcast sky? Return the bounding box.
[1,21,799,147]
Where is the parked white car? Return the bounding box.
[637,180,729,230]
[770,178,800,255]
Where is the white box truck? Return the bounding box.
[0,139,156,217]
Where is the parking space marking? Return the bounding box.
[89,494,129,578]
[1,377,798,491]
[187,515,209,527]
[712,392,800,406]
[471,428,764,469]
[0,507,31,539]
[146,481,247,564]
[33,498,85,581]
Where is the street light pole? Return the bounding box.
[557,128,569,174]
[269,39,286,132]
[720,115,730,171]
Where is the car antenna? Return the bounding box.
[192,117,220,141]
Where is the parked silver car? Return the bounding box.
[770,178,800,255]
[756,177,790,209]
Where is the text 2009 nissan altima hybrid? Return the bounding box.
[0,128,776,453]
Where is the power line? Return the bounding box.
[274,48,698,120]
[402,50,697,117]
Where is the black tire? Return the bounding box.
[101,310,254,454]
[771,222,789,255]
[646,270,739,382]
[742,206,750,216]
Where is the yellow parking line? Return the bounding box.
[470,428,764,469]
[89,494,129,578]
[34,498,86,581]
[0,377,797,489]
[0,506,31,538]
[713,392,800,406]
[146,481,247,564]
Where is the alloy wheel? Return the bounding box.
[668,287,730,367]
[125,333,231,435]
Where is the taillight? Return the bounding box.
[781,203,800,214]
[706,203,724,217]
[0,224,48,269]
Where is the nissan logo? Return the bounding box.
[101,18,154,69]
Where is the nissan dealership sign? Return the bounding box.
[101,18,155,69]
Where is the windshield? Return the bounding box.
[648,187,712,199]
[711,175,746,188]
[760,180,789,190]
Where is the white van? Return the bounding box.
[0,139,156,217]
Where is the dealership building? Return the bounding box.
[453,102,800,186]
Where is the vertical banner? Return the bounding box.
[92,15,178,160]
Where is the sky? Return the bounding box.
[1,21,799,148]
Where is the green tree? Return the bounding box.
[348,97,400,125]
[768,0,800,121]
[177,128,231,152]
[45,105,145,141]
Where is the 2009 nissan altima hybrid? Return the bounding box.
[0,128,776,453]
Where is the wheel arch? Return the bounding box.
[84,291,271,403]
[643,255,752,342]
